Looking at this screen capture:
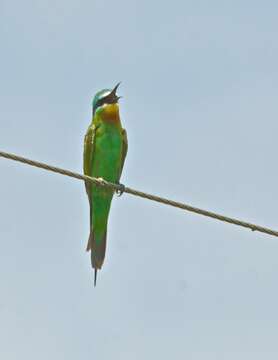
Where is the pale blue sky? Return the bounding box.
[1,1,278,359]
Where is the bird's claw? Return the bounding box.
[115,183,125,197]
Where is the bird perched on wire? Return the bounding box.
[83,83,128,286]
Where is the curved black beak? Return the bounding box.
[107,82,121,102]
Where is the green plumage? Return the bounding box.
[83,85,127,285]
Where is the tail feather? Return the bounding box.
[86,231,93,251]
[86,229,107,286]
[86,206,93,251]
[90,229,107,269]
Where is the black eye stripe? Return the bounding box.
[96,98,106,107]
[96,94,117,108]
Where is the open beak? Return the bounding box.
[107,82,121,103]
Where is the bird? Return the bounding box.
[83,83,128,286]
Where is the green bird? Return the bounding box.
[83,83,128,286]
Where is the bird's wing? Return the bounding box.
[119,128,128,180]
[83,123,97,198]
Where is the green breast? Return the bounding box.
[92,122,122,184]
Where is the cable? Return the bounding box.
[0,150,277,238]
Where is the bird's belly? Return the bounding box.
[93,131,122,184]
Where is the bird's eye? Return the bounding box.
[96,95,112,109]
[96,98,105,108]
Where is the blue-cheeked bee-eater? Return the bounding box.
[83,83,128,285]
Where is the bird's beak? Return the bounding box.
[109,82,121,102]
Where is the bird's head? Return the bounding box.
[92,83,121,121]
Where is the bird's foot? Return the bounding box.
[115,182,125,197]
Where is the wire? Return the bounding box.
[0,150,278,238]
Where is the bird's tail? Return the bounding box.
[86,229,107,286]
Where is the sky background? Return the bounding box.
[1,0,278,359]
